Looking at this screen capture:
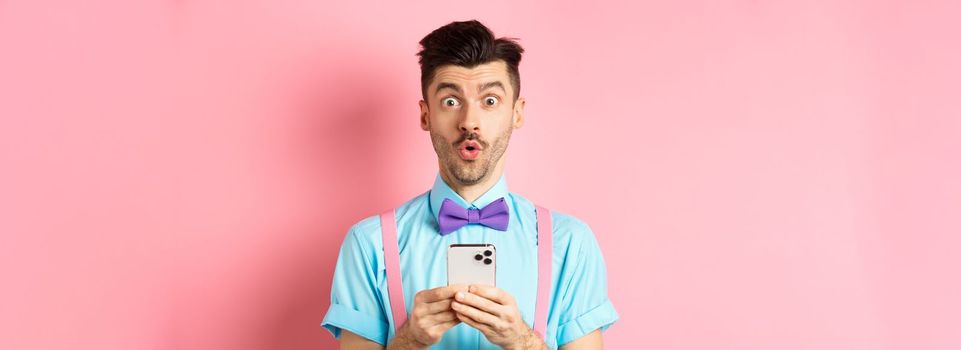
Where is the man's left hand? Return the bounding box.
[451,285,547,350]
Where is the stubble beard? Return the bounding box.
[430,126,512,186]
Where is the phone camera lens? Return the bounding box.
[483,250,492,257]
[483,258,492,265]
[474,254,483,261]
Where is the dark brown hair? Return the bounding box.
[417,20,525,102]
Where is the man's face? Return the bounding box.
[420,60,525,186]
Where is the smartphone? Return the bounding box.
[447,244,496,287]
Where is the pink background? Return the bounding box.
[2,1,959,349]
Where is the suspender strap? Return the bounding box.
[381,206,553,340]
[380,210,407,332]
[534,205,553,340]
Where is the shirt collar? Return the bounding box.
[429,172,510,224]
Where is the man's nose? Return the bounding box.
[458,104,481,133]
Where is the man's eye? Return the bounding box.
[484,96,499,106]
[442,98,460,107]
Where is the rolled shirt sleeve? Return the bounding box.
[552,218,620,347]
[321,224,390,345]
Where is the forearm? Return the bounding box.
[503,328,549,350]
[386,324,429,350]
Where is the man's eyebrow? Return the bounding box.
[434,81,507,95]
[478,81,506,94]
[435,82,463,95]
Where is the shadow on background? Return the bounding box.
[255,51,413,349]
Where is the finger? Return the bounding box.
[451,300,501,328]
[418,285,469,303]
[419,298,453,315]
[454,290,505,317]
[468,285,514,305]
[431,319,461,333]
[427,311,458,324]
[455,311,495,335]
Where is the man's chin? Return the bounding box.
[449,168,487,185]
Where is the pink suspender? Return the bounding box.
[533,205,552,339]
[380,206,552,340]
[380,210,408,332]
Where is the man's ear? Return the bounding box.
[419,100,430,131]
[512,97,526,129]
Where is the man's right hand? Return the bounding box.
[387,285,468,350]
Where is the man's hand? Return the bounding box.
[450,285,548,350]
[387,285,467,350]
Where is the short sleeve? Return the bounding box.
[554,221,619,346]
[321,226,390,345]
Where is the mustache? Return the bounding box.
[453,132,487,148]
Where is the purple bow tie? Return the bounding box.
[437,197,510,235]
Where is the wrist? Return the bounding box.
[502,326,545,350]
[388,322,429,350]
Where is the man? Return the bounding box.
[321,20,618,349]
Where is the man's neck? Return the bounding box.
[439,166,504,204]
